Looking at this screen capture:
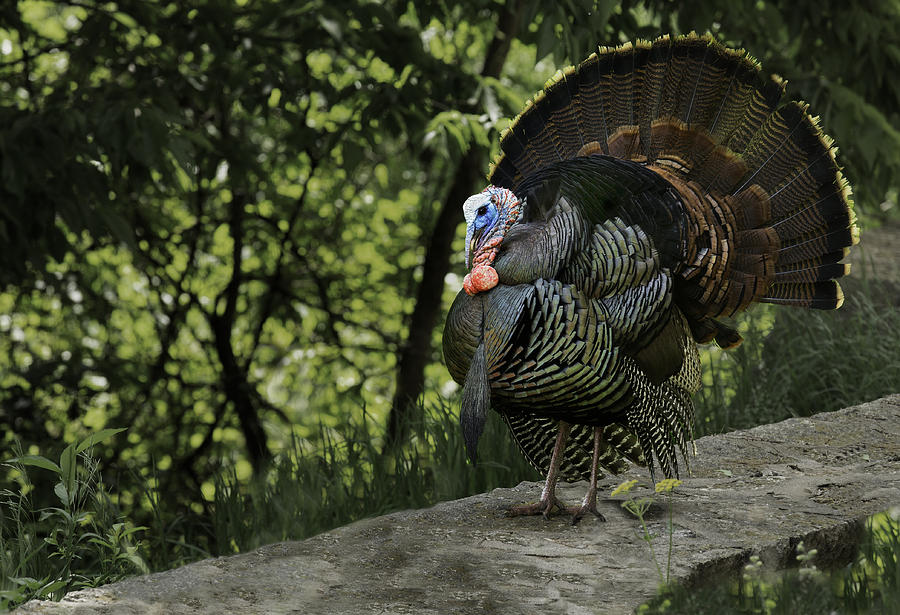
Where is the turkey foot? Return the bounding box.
[506,421,571,520]
[568,486,606,524]
[506,492,570,519]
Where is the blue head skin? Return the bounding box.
[462,186,518,269]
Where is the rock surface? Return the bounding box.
[16,395,900,615]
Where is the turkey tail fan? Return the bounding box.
[486,33,765,189]
[488,32,857,344]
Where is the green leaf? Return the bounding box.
[36,579,69,598]
[88,537,114,548]
[480,76,522,115]
[53,481,71,508]
[536,13,559,62]
[318,14,342,42]
[59,444,77,502]
[126,552,150,574]
[3,455,62,474]
[76,427,127,453]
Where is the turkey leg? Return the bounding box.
[570,426,606,523]
[507,421,571,518]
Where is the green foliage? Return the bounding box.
[0,0,500,519]
[1,430,147,610]
[639,512,900,614]
[693,277,900,435]
[845,512,900,613]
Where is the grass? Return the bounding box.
[1,432,148,609]
[209,401,538,553]
[693,280,900,436]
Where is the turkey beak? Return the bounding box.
[465,227,483,270]
[467,227,488,269]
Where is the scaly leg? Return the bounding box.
[507,421,571,519]
[570,426,606,524]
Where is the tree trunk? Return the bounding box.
[211,191,272,473]
[384,0,525,448]
[212,312,272,473]
[385,151,481,446]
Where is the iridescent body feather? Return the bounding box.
[442,33,857,519]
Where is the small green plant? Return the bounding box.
[843,510,900,611]
[0,429,148,610]
[612,478,683,586]
[639,511,900,614]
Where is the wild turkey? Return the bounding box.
[442,33,858,520]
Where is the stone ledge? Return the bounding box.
[16,394,900,615]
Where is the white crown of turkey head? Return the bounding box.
[462,191,489,269]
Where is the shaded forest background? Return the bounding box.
[1,0,899,570]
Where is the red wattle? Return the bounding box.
[463,265,499,296]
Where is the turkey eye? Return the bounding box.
[477,205,488,216]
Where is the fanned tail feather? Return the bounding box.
[488,32,857,341]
